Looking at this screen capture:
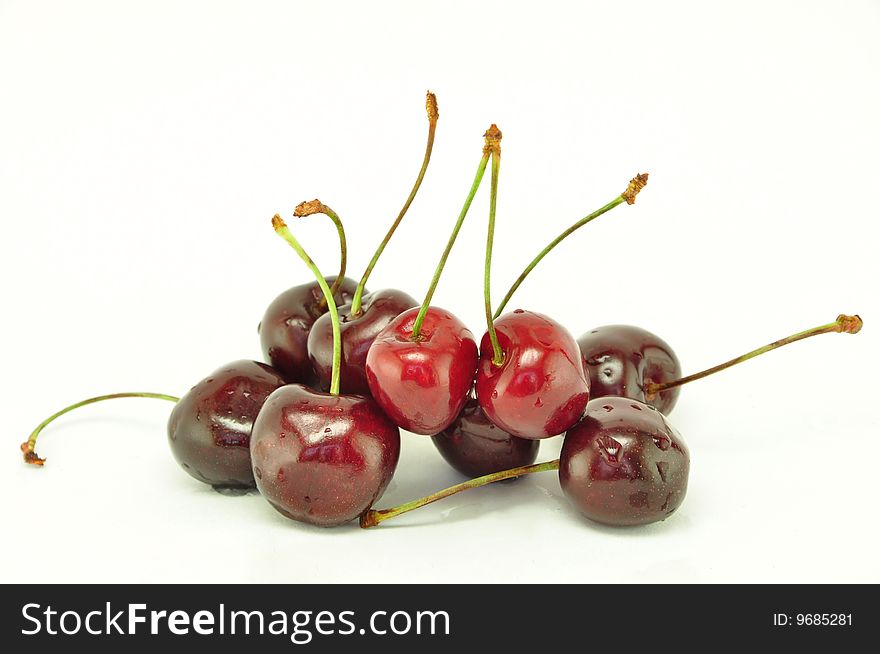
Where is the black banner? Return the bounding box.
[0,584,872,651]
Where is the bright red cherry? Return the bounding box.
[431,398,539,476]
[250,384,400,527]
[559,396,689,526]
[167,360,287,489]
[577,324,682,414]
[363,121,498,433]
[259,276,358,384]
[475,310,590,439]
[308,288,418,395]
[366,307,477,435]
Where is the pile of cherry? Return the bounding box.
[22,93,863,530]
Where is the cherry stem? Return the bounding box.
[411,151,490,339]
[483,125,504,366]
[21,392,179,467]
[293,200,347,309]
[360,458,561,528]
[273,214,343,395]
[350,92,439,317]
[494,173,648,318]
[645,314,863,400]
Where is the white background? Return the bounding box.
[2,0,878,583]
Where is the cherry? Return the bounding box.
[431,397,539,477]
[306,92,438,395]
[260,275,358,384]
[367,307,477,433]
[250,384,400,526]
[577,324,682,414]
[581,315,863,411]
[20,360,286,490]
[167,360,287,488]
[472,127,598,439]
[559,396,689,526]
[365,127,494,433]
[476,310,590,439]
[259,200,358,384]
[309,289,418,394]
[251,215,401,527]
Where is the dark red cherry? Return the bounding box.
[431,397,539,477]
[577,325,682,414]
[559,396,689,526]
[258,276,359,384]
[365,307,478,434]
[475,310,590,440]
[308,288,418,395]
[167,360,287,489]
[250,384,401,527]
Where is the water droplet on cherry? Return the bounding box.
[596,435,622,464]
[656,461,669,482]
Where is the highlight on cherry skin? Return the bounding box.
[475,309,591,440]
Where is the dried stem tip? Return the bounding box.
[293,199,328,217]
[621,172,649,205]
[836,314,863,334]
[359,510,379,528]
[21,442,45,466]
[483,124,503,156]
[426,91,439,122]
[271,214,286,231]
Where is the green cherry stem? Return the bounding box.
[293,199,348,309]
[360,458,560,528]
[493,172,649,318]
[21,392,179,466]
[411,149,491,339]
[350,91,439,317]
[645,314,863,401]
[273,214,343,395]
[483,125,504,366]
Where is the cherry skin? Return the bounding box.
[167,360,287,489]
[308,288,418,395]
[475,310,590,440]
[577,325,682,414]
[431,397,539,477]
[365,307,478,434]
[258,276,359,384]
[559,396,689,526]
[249,384,401,527]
